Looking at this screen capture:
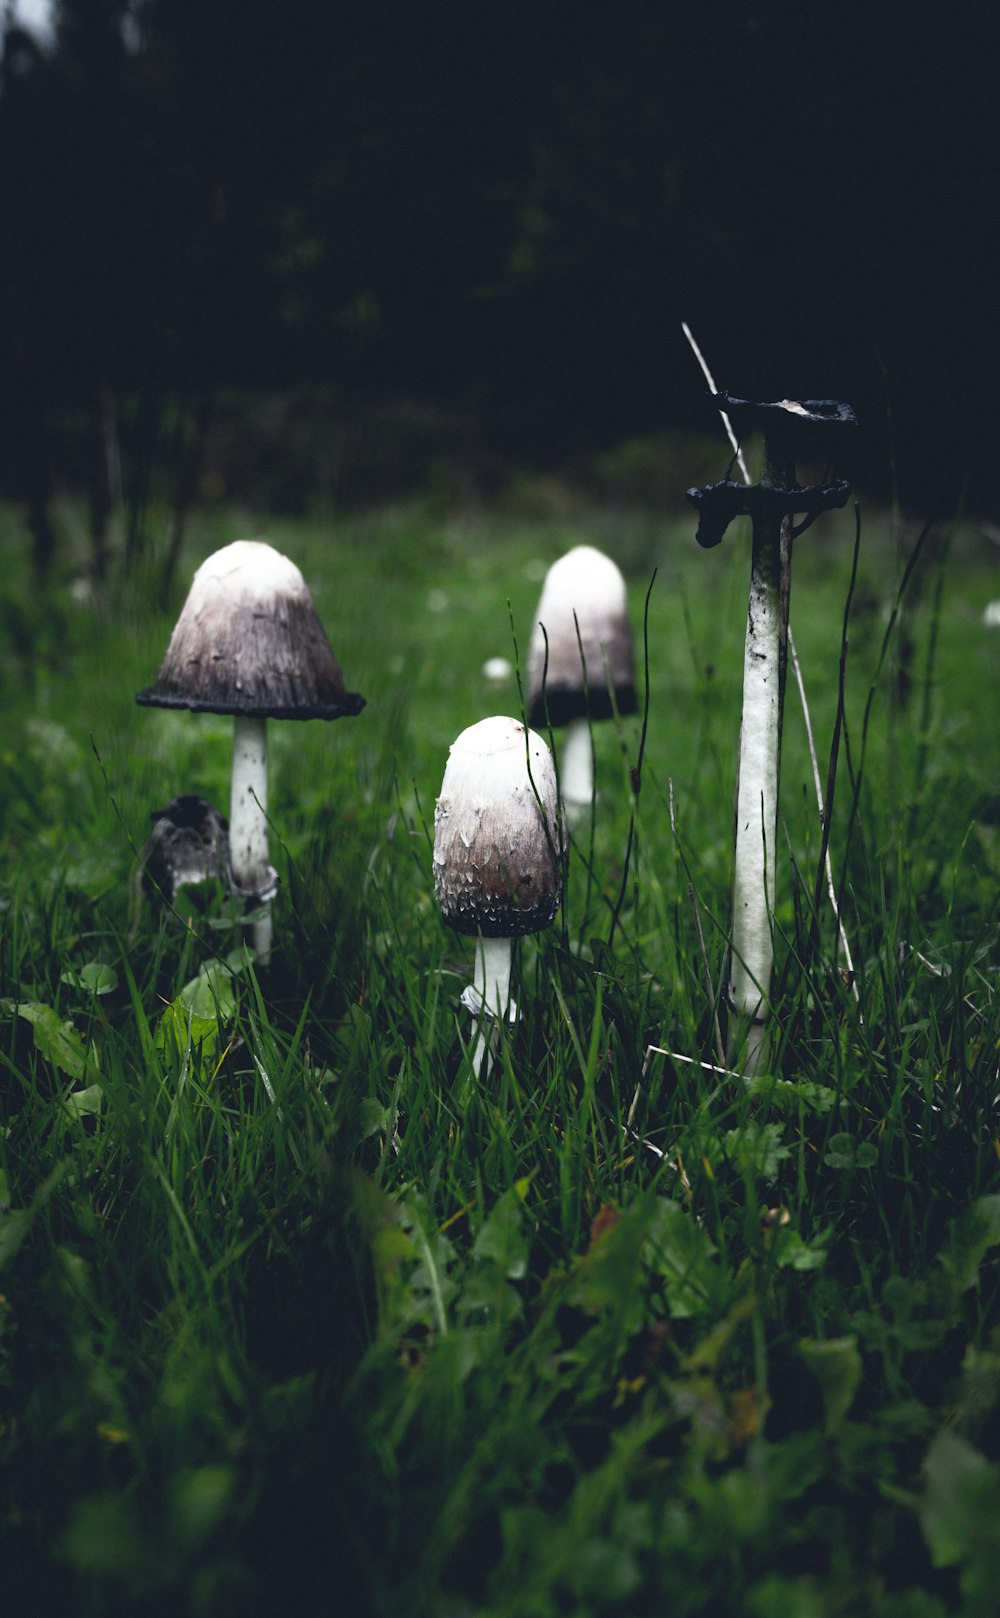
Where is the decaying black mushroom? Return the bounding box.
[686,394,857,1072]
[141,794,229,904]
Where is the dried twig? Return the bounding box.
[789,622,860,1007]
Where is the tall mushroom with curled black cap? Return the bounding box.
[434,715,564,1075]
[526,546,637,819]
[137,540,365,963]
[687,394,856,1073]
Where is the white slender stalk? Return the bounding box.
[559,717,594,820]
[230,714,273,964]
[466,934,514,1079]
[729,523,782,1074]
[475,933,513,1015]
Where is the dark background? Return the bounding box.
[2,0,998,538]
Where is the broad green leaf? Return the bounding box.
[724,1121,791,1184]
[566,1199,655,1332]
[771,1223,830,1272]
[798,1335,862,1435]
[353,1096,390,1146]
[61,962,118,996]
[170,1465,237,1552]
[16,1001,90,1079]
[824,1131,878,1170]
[155,1001,220,1062]
[179,962,237,1020]
[456,1266,523,1328]
[0,1204,31,1271]
[0,1163,70,1273]
[937,1195,1000,1295]
[683,1294,758,1373]
[745,1075,838,1116]
[472,1184,530,1280]
[919,1429,997,1567]
[745,1573,827,1618]
[645,1198,721,1319]
[65,1083,104,1118]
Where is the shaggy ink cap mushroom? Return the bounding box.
[135,539,365,720]
[525,545,637,815]
[136,540,364,963]
[434,715,564,939]
[435,716,564,1069]
[526,546,637,729]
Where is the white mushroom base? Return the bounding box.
[230,714,277,965]
[559,718,595,822]
[460,935,517,1078]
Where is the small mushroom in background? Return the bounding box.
[434,715,564,1077]
[526,545,637,820]
[482,655,514,686]
[141,794,230,906]
[137,539,365,964]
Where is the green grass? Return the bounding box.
[1,490,999,1616]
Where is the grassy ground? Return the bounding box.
[1,487,998,1616]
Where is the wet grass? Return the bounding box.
[1,492,999,1615]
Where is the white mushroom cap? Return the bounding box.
[136,540,365,720]
[433,715,564,938]
[527,545,637,727]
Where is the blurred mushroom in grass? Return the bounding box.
[434,715,564,1078]
[526,545,637,821]
[137,540,365,964]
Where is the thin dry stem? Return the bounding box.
[689,883,726,1068]
[668,777,727,1067]
[787,626,860,1007]
[681,321,751,483]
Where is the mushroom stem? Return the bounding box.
[230,714,273,963]
[466,934,514,1079]
[729,450,793,1074]
[559,717,594,819]
[475,933,514,1016]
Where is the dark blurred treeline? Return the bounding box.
[2,0,997,578]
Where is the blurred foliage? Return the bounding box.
[1,0,999,535]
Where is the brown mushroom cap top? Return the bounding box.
[136,540,365,720]
[433,716,564,938]
[527,545,637,727]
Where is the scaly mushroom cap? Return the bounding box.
[527,545,637,727]
[136,540,365,719]
[434,715,564,938]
